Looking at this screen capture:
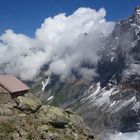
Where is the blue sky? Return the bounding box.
[0,0,140,36]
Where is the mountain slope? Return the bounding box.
[30,6,140,138]
[72,7,140,135]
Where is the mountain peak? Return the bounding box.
[135,6,140,16]
[134,6,140,24]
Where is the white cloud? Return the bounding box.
[0,7,115,80]
[80,68,97,81]
[124,64,140,76]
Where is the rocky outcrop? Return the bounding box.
[16,94,42,112]
[0,95,96,140]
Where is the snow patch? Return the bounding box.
[86,83,101,100]
[93,87,115,107]
[112,96,136,113]
[132,101,140,111]
[47,96,53,101]
[42,76,51,91]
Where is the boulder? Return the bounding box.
[16,96,42,112]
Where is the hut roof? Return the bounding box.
[0,75,29,93]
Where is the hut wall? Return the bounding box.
[10,90,27,99]
[0,85,12,104]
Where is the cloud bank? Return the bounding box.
[104,131,140,140]
[0,7,115,80]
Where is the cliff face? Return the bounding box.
[0,94,96,140]
[71,7,140,135]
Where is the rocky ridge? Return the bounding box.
[0,94,96,140]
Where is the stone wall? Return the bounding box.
[10,91,26,99]
[0,85,12,104]
[0,93,12,104]
[0,85,28,104]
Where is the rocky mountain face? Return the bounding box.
[29,6,140,139]
[73,8,140,136]
[0,94,96,140]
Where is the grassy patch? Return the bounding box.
[0,123,13,134]
[0,123,14,139]
[29,84,41,94]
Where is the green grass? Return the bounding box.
[0,123,13,134]
[29,84,41,94]
[0,123,14,139]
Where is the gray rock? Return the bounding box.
[16,96,42,112]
